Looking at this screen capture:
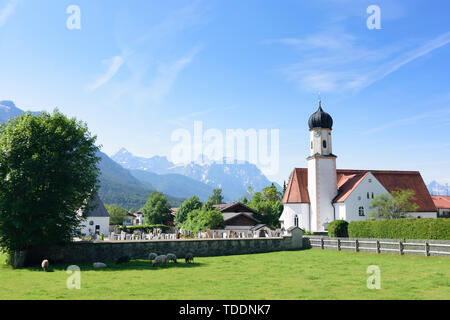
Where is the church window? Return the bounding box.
[367,192,370,199]
[311,141,313,149]
[294,215,299,227]
[323,140,327,148]
[372,192,374,199]
[359,207,365,216]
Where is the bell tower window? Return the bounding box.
[323,140,327,148]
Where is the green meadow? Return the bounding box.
[0,249,448,300]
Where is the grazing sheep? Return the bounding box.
[115,255,131,265]
[166,253,177,263]
[41,259,49,272]
[93,262,107,269]
[152,255,168,267]
[148,252,158,261]
[185,253,194,264]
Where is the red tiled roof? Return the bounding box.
[283,168,436,212]
[432,195,450,209]
[282,168,310,203]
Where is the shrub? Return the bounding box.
[118,224,169,234]
[328,220,349,238]
[348,218,450,240]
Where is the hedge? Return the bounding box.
[117,224,170,233]
[348,218,450,240]
[328,220,349,238]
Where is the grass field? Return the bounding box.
[0,249,449,300]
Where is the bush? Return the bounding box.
[348,218,450,240]
[328,220,349,238]
[118,224,170,234]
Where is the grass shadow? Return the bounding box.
[20,259,204,272]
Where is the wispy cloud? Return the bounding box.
[87,56,124,92]
[363,107,450,135]
[0,0,19,27]
[271,31,450,93]
[148,45,202,104]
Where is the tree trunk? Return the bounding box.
[12,250,28,269]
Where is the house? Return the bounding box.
[213,202,268,231]
[280,101,437,233]
[78,195,110,237]
[123,211,145,226]
[432,196,450,218]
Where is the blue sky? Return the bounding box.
[0,0,449,185]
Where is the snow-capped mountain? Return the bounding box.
[427,181,449,196]
[0,100,40,123]
[112,148,282,201]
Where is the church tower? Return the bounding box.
[307,99,337,232]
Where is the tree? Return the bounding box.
[0,110,100,267]
[183,208,225,233]
[105,204,128,225]
[175,196,202,226]
[247,185,284,228]
[370,189,419,219]
[142,191,171,225]
[206,188,224,206]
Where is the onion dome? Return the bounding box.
[308,100,333,130]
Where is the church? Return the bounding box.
[280,101,437,233]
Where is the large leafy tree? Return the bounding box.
[247,184,283,228]
[142,191,171,225]
[370,189,419,219]
[206,188,224,206]
[0,110,100,261]
[183,208,225,233]
[175,196,202,226]
[105,204,128,225]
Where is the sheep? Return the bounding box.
[41,259,49,272]
[152,255,168,267]
[166,253,177,263]
[148,252,158,261]
[185,253,194,264]
[93,262,107,269]
[115,255,131,265]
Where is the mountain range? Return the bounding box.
[427,181,449,196]
[112,148,282,201]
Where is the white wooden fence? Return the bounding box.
[307,237,450,257]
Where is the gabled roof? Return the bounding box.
[432,195,450,209]
[222,211,261,223]
[283,168,436,212]
[282,168,310,203]
[213,202,259,215]
[85,195,110,217]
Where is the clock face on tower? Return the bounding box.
[314,130,321,138]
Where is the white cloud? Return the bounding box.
[87,56,124,92]
[0,0,19,27]
[273,31,450,93]
[148,45,202,104]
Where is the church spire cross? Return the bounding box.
[318,92,322,109]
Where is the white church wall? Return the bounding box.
[280,203,310,231]
[80,217,110,238]
[407,212,438,218]
[342,173,388,223]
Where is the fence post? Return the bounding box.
[355,239,359,253]
[337,239,341,251]
[321,238,324,250]
[425,242,430,257]
[376,240,380,254]
[399,241,404,255]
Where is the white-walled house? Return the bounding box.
[280,101,437,233]
[78,195,110,238]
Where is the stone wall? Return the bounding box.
[24,228,303,266]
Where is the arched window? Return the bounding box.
[294,215,299,227]
[311,141,313,149]
[323,140,327,148]
[372,192,374,199]
[367,192,370,199]
[359,207,365,216]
